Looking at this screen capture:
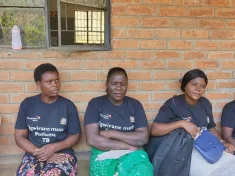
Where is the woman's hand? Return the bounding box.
[223,142,235,153]
[47,153,68,163]
[33,144,56,161]
[181,120,200,138]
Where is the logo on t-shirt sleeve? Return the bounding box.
[60,118,67,125]
[130,116,135,123]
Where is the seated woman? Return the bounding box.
[15,63,81,176]
[84,67,153,176]
[150,69,235,176]
[221,101,235,147]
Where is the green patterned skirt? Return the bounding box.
[90,147,153,176]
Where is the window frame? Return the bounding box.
[46,0,111,51]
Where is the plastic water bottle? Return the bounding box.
[11,25,22,49]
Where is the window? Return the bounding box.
[0,0,110,50]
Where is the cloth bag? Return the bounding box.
[194,130,225,164]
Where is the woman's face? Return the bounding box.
[184,77,206,105]
[37,71,61,98]
[106,71,128,105]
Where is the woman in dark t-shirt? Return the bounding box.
[15,63,81,176]
[84,67,153,176]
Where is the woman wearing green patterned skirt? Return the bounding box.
[84,67,153,176]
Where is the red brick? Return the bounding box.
[54,60,82,70]
[126,92,151,101]
[140,60,165,69]
[112,17,139,27]
[155,29,180,39]
[145,112,154,121]
[205,92,230,100]
[154,71,181,80]
[126,51,153,59]
[158,7,187,16]
[153,91,177,100]
[70,93,97,102]
[215,8,235,18]
[11,51,41,59]
[0,95,8,103]
[141,40,166,49]
[141,17,170,27]
[0,104,19,113]
[217,82,235,89]
[0,60,22,70]
[171,19,198,28]
[168,61,193,69]
[226,21,235,28]
[0,115,11,125]
[70,52,101,59]
[140,82,165,90]
[188,8,214,17]
[221,61,235,69]
[182,51,206,60]
[10,94,34,103]
[208,52,234,59]
[0,136,11,146]
[61,83,83,92]
[168,40,192,50]
[195,41,219,50]
[182,30,208,39]
[112,28,127,38]
[84,82,105,91]
[0,71,9,81]
[173,0,200,6]
[71,71,97,81]
[127,5,156,15]
[206,0,229,7]
[199,19,224,29]
[127,29,154,39]
[84,60,110,69]
[231,92,235,99]
[142,102,162,111]
[112,0,141,4]
[221,41,235,50]
[211,31,235,40]
[231,0,235,6]
[143,0,171,4]
[128,71,152,80]
[155,51,180,59]
[59,72,69,82]
[112,39,139,49]
[207,81,216,90]
[111,60,138,69]
[128,82,139,91]
[207,71,231,79]
[0,83,23,93]
[102,51,124,59]
[215,101,230,109]
[24,60,53,70]
[24,83,39,93]
[97,71,107,81]
[43,51,70,59]
[196,61,219,69]
[112,5,126,15]
[10,71,32,81]
[166,82,181,90]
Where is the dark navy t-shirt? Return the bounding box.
[15,94,81,155]
[154,94,216,130]
[84,95,148,132]
[221,100,235,138]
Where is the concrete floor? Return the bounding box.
[0,160,90,176]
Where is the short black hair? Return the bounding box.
[180,69,208,92]
[34,63,59,83]
[106,67,128,83]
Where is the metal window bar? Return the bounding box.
[57,0,61,47]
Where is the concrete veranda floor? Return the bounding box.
[0,160,90,176]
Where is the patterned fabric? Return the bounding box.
[16,153,77,176]
[90,148,153,176]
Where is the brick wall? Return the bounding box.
[1,0,235,157]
